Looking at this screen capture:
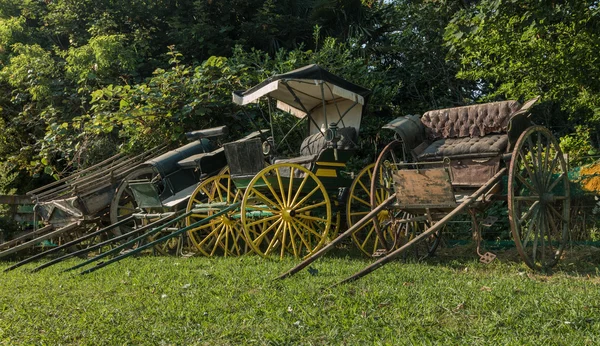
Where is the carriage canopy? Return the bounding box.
[232,64,371,135]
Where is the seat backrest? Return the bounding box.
[420,100,522,140]
[299,127,357,156]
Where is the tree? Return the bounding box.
[445,0,600,138]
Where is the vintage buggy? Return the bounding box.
[280,96,571,283]
[184,64,374,259]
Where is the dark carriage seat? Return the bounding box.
[275,126,358,166]
[177,147,224,169]
[417,100,521,161]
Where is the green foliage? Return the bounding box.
[64,34,138,89]
[445,0,600,130]
[1,43,57,101]
[560,126,597,167]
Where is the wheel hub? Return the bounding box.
[281,209,295,222]
[220,215,234,226]
[540,192,554,205]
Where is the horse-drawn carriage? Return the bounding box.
[280,96,571,283]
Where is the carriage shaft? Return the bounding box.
[336,167,507,286]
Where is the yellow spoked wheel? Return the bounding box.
[185,174,248,256]
[146,222,182,256]
[241,163,332,259]
[347,163,394,257]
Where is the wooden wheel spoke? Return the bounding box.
[542,140,551,184]
[516,173,537,193]
[350,211,369,217]
[264,176,285,207]
[545,208,561,246]
[280,222,288,258]
[290,220,312,253]
[248,189,281,211]
[287,167,295,206]
[296,213,328,223]
[352,194,371,208]
[518,200,539,226]
[513,196,540,201]
[518,151,537,184]
[295,200,328,214]
[190,221,214,233]
[295,217,326,240]
[521,207,539,248]
[545,152,559,184]
[291,186,321,210]
[536,132,543,173]
[245,214,281,228]
[357,179,370,195]
[360,226,376,249]
[264,222,285,256]
[547,203,567,223]
[284,222,299,258]
[547,172,565,193]
[250,219,282,245]
[289,173,310,207]
[275,168,287,207]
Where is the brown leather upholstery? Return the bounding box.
[418,134,509,161]
[420,100,521,140]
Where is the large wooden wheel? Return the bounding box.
[369,140,441,258]
[109,166,183,255]
[347,163,393,256]
[185,173,248,256]
[241,163,332,259]
[508,126,570,270]
[109,166,159,235]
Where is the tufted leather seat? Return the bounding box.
[416,100,521,160]
[420,100,521,140]
[418,134,509,160]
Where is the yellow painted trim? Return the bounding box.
[316,161,346,167]
[315,168,337,177]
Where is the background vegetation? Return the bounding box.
[0,0,598,193]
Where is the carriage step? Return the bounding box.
[479,252,496,264]
[480,216,498,228]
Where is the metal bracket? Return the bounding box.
[479,252,496,264]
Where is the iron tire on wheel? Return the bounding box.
[508,126,570,270]
[347,163,393,257]
[241,163,332,259]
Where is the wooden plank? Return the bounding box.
[393,168,457,208]
[0,222,79,259]
[0,225,54,251]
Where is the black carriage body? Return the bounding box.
[143,138,226,202]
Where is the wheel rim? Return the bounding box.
[186,174,248,256]
[394,212,441,259]
[347,163,394,256]
[109,166,161,235]
[369,140,407,253]
[241,163,331,259]
[508,126,570,270]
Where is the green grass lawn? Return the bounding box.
[1,246,599,345]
